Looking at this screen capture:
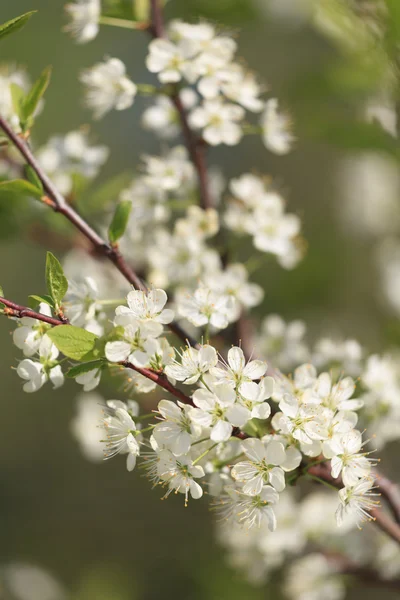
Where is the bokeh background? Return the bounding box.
[0,0,400,598]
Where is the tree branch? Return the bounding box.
[324,551,400,591]
[123,361,192,404]
[149,0,213,210]
[0,116,198,348]
[308,462,400,545]
[0,296,67,326]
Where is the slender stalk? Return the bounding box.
[99,16,150,30]
[0,296,68,326]
[122,361,193,405]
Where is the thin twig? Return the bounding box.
[308,462,400,545]
[0,296,67,326]
[324,551,400,591]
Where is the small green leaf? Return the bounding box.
[66,359,105,378]
[0,179,43,199]
[0,285,4,296]
[21,66,52,125]
[28,294,55,309]
[0,11,37,42]
[45,252,68,309]
[47,326,98,361]
[10,83,25,122]
[25,166,43,192]
[108,200,132,244]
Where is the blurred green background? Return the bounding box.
[0,0,400,598]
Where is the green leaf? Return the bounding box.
[28,294,55,309]
[108,200,132,244]
[66,359,106,378]
[10,83,25,123]
[0,11,37,42]
[0,285,4,296]
[21,66,52,125]
[47,326,98,361]
[45,252,68,309]
[25,166,43,192]
[0,179,43,199]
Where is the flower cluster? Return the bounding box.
[225,173,303,268]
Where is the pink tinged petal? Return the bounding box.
[227,346,245,372]
[241,438,267,463]
[279,394,298,418]
[242,475,264,496]
[243,360,267,380]
[265,440,286,465]
[210,420,232,442]
[331,456,343,479]
[189,480,203,499]
[251,402,271,420]
[225,404,251,427]
[269,467,286,492]
[105,341,131,363]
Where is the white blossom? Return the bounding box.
[64,0,100,43]
[261,98,294,154]
[189,100,245,146]
[81,58,137,119]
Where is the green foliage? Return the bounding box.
[10,83,26,123]
[108,200,132,244]
[0,179,43,199]
[28,294,55,309]
[45,252,68,310]
[0,11,36,42]
[25,165,43,192]
[384,0,400,51]
[47,326,98,361]
[171,0,257,23]
[66,359,106,378]
[21,66,52,127]
[102,0,134,19]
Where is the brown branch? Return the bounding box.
[123,361,193,405]
[375,471,400,525]
[149,0,213,210]
[324,551,400,591]
[307,462,400,545]
[0,116,198,348]
[0,296,68,326]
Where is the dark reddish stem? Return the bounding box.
[307,462,400,545]
[123,361,193,404]
[0,296,67,326]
